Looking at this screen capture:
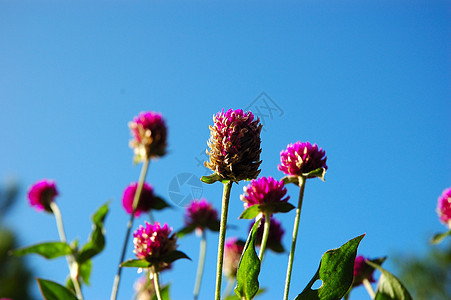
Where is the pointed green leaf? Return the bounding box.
[201,173,227,184]
[120,258,150,268]
[176,224,197,238]
[239,205,261,220]
[281,175,299,186]
[152,284,170,300]
[152,196,171,210]
[207,219,221,232]
[430,229,451,244]
[37,278,78,300]
[13,242,72,259]
[160,250,191,264]
[234,219,261,300]
[295,234,365,300]
[79,259,92,286]
[367,261,413,300]
[303,168,326,181]
[224,288,265,300]
[266,202,296,214]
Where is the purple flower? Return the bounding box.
[129,111,167,160]
[184,198,219,232]
[133,222,177,270]
[278,141,328,177]
[205,109,262,182]
[437,187,451,227]
[240,176,289,214]
[251,217,285,253]
[353,255,376,287]
[122,182,155,217]
[223,237,245,278]
[27,179,58,212]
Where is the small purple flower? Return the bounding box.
[251,217,285,253]
[129,111,167,160]
[122,182,155,217]
[353,255,376,287]
[205,109,262,182]
[278,141,328,177]
[240,176,289,214]
[223,237,245,278]
[184,198,219,232]
[437,187,451,227]
[133,222,177,270]
[27,179,58,212]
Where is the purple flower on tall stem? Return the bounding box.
[352,255,376,287]
[205,109,262,182]
[27,179,58,212]
[278,141,327,178]
[184,198,219,233]
[223,238,245,278]
[122,182,155,217]
[129,111,167,161]
[437,187,451,228]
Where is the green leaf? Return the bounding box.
[76,202,109,264]
[234,219,261,300]
[430,229,451,244]
[207,219,221,232]
[160,250,191,264]
[13,242,72,259]
[367,261,413,300]
[153,196,171,210]
[281,175,299,186]
[152,284,170,300]
[120,258,150,268]
[79,259,92,286]
[267,202,296,214]
[37,278,78,300]
[176,224,197,238]
[239,202,295,220]
[201,173,229,184]
[303,168,326,181]
[224,288,265,300]
[294,234,365,300]
[239,205,261,219]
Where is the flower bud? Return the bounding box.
[437,187,451,228]
[278,141,327,177]
[122,182,155,217]
[27,179,58,213]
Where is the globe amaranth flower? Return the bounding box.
[27,179,58,212]
[278,141,328,177]
[437,187,451,228]
[223,237,245,278]
[240,176,290,215]
[184,198,219,232]
[251,216,285,253]
[352,255,376,287]
[205,109,262,182]
[129,111,167,161]
[122,182,156,217]
[133,221,177,270]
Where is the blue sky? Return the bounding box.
[1,1,450,299]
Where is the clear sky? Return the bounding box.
[1,1,450,299]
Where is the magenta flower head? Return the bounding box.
[27,179,58,213]
[122,182,155,217]
[204,109,262,182]
[278,141,328,180]
[352,255,376,287]
[251,217,285,253]
[129,111,167,161]
[133,221,178,270]
[437,187,451,228]
[223,237,245,278]
[240,176,291,216]
[184,198,219,233]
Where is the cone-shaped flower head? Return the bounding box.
[251,217,285,253]
[133,222,177,270]
[437,187,451,228]
[240,176,289,215]
[27,179,58,212]
[184,198,219,232]
[205,109,262,182]
[223,237,245,278]
[129,111,167,161]
[122,182,155,217]
[352,255,376,287]
[278,141,328,177]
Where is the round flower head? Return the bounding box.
[122,182,155,217]
[352,255,376,287]
[205,109,262,182]
[184,198,219,232]
[437,187,451,228]
[133,222,177,270]
[251,217,285,253]
[223,237,245,278]
[129,111,167,161]
[240,176,289,214]
[278,141,328,177]
[27,179,58,212]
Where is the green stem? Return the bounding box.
[363,278,375,299]
[258,212,271,262]
[153,269,163,300]
[110,158,150,300]
[50,201,83,300]
[193,230,207,300]
[214,181,233,300]
[283,176,307,300]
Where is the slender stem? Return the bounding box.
[258,212,271,262]
[214,181,233,300]
[50,202,83,300]
[222,277,235,299]
[153,269,163,300]
[363,278,375,299]
[283,176,307,300]
[193,230,207,300]
[110,158,150,300]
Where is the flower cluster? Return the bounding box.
[240,176,289,214]
[122,182,155,217]
[437,187,451,227]
[27,179,58,213]
[278,141,328,177]
[184,198,219,232]
[352,255,376,287]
